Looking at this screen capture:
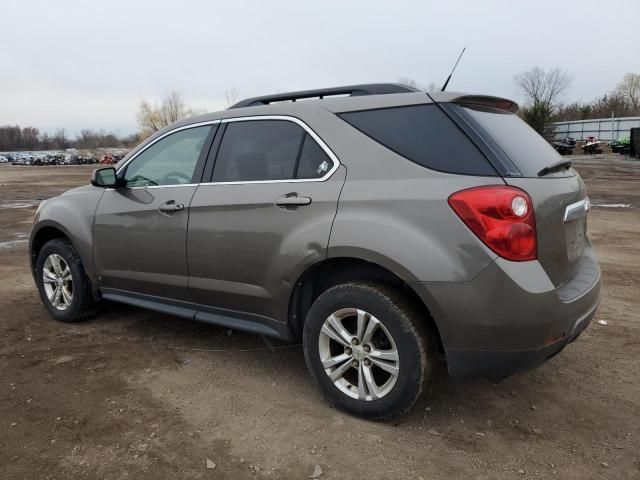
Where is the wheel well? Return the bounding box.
[30,226,69,272]
[288,257,443,352]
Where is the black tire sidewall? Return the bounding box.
[303,283,429,420]
[35,239,89,323]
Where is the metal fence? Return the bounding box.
[552,116,640,141]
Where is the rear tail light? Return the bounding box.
[448,186,537,261]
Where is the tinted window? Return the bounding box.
[124,126,211,187]
[339,104,496,176]
[213,121,304,182]
[296,134,334,179]
[456,105,566,177]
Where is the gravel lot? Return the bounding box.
[1,157,639,479]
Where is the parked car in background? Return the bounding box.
[30,84,601,420]
[49,154,64,165]
[14,154,35,165]
[62,153,78,165]
[0,155,8,163]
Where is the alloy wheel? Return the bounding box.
[42,254,73,311]
[318,308,399,401]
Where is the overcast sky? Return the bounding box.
[2,0,639,136]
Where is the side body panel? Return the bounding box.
[328,172,502,282]
[93,186,197,300]
[301,106,511,350]
[319,110,501,283]
[187,166,346,323]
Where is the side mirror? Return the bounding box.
[91,167,119,188]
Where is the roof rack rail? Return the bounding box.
[229,83,419,109]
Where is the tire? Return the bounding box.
[35,238,99,323]
[303,282,434,420]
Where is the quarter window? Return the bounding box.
[296,134,333,179]
[339,104,496,176]
[123,125,211,187]
[212,120,334,182]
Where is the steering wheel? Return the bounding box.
[162,171,192,185]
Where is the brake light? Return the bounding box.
[448,186,537,261]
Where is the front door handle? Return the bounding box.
[275,193,312,208]
[158,200,185,214]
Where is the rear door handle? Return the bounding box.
[158,200,185,214]
[275,193,312,208]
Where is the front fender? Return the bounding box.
[30,186,104,282]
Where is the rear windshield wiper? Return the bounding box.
[538,159,572,177]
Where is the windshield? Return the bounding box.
[457,104,573,178]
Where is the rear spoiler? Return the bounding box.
[428,92,519,113]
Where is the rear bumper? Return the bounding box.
[412,245,601,377]
[444,296,597,376]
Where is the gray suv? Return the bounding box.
[30,84,601,419]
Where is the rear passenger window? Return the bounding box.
[339,104,497,176]
[212,120,335,182]
[213,120,301,182]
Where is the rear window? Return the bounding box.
[339,104,497,176]
[456,105,565,177]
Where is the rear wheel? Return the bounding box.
[303,283,434,420]
[35,238,99,322]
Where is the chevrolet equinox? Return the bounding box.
[30,84,601,419]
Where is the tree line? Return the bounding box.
[401,71,639,136]
[3,74,638,151]
[0,92,211,152]
[555,74,640,121]
[515,69,640,135]
[0,125,139,152]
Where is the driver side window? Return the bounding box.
[123,125,211,187]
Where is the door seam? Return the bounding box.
[326,164,348,258]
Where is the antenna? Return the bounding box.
[440,47,466,92]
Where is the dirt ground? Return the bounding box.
[0,158,639,480]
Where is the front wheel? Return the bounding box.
[35,238,99,322]
[303,283,435,420]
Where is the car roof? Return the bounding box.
[132,84,518,159]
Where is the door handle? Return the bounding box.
[158,201,185,214]
[275,193,312,208]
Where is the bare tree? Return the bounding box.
[616,73,640,111]
[162,91,195,124]
[137,92,197,138]
[21,126,39,150]
[54,128,70,149]
[515,67,571,108]
[225,88,240,107]
[514,67,571,135]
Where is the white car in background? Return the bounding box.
[0,155,9,163]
